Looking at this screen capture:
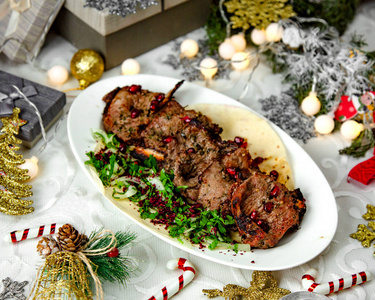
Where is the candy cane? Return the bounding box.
[148,258,196,300]
[4,223,63,243]
[302,268,372,295]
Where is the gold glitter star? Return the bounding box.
[203,270,290,300]
[1,107,27,135]
[363,204,375,220]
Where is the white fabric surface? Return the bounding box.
[1,3,375,299]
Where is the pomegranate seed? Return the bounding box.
[234,136,244,144]
[129,85,141,93]
[240,142,248,148]
[257,220,269,232]
[264,202,274,213]
[270,185,280,197]
[163,136,174,143]
[226,168,236,177]
[270,170,279,180]
[253,157,263,166]
[182,116,192,123]
[131,109,140,118]
[150,100,159,111]
[107,248,119,257]
[187,148,195,153]
[250,210,258,221]
[156,93,165,102]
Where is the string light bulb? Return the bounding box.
[301,91,321,116]
[199,57,218,79]
[180,39,199,58]
[266,23,284,42]
[231,52,250,71]
[19,156,39,181]
[218,38,236,60]
[48,65,69,85]
[230,33,247,52]
[314,114,335,134]
[121,58,140,75]
[340,120,364,140]
[251,28,267,45]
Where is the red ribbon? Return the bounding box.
[348,148,375,185]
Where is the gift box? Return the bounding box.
[0,0,64,62]
[0,70,66,148]
[53,0,212,70]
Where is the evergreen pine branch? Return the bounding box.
[85,229,138,286]
[204,1,228,54]
[339,129,375,158]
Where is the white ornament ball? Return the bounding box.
[340,120,364,140]
[230,33,247,52]
[301,92,321,116]
[121,58,140,75]
[314,115,335,134]
[199,57,218,79]
[218,39,236,60]
[231,52,250,71]
[266,23,284,42]
[19,156,39,181]
[250,28,267,45]
[180,39,199,58]
[48,65,69,85]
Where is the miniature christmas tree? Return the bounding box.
[0,107,34,215]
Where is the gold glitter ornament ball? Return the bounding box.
[70,49,105,89]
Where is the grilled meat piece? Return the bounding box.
[231,169,306,249]
[103,82,184,144]
[197,147,252,211]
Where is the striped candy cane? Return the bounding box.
[148,258,196,300]
[302,268,372,295]
[4,223,63,243]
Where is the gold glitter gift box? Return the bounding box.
[0,70,66,148]
[53,0,212,70]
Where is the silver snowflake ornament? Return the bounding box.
[0,277,28,300]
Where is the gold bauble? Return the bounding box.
[70,49,105,89]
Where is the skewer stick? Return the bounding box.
[302,268,372,295]
[148,258,196,300]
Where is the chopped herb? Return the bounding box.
[85,129,238,250]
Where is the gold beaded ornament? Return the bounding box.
[0,107,34,215]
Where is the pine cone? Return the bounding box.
[56,224,88,252]
[36,236,61,258]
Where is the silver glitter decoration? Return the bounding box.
[163,39,231,82]
[84,0,159,18]
[0,278,28,300]
[260,90,316,143]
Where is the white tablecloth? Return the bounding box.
[1,3,375,299]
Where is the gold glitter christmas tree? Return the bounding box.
[225,0,295,30]
[0,107,34,215]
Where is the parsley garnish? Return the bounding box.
[86,129,237,250]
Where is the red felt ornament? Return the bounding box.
[348,148,375,185]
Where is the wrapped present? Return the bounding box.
[0,0,64,62]
[0,70,66,148]
[53,0,212,70]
